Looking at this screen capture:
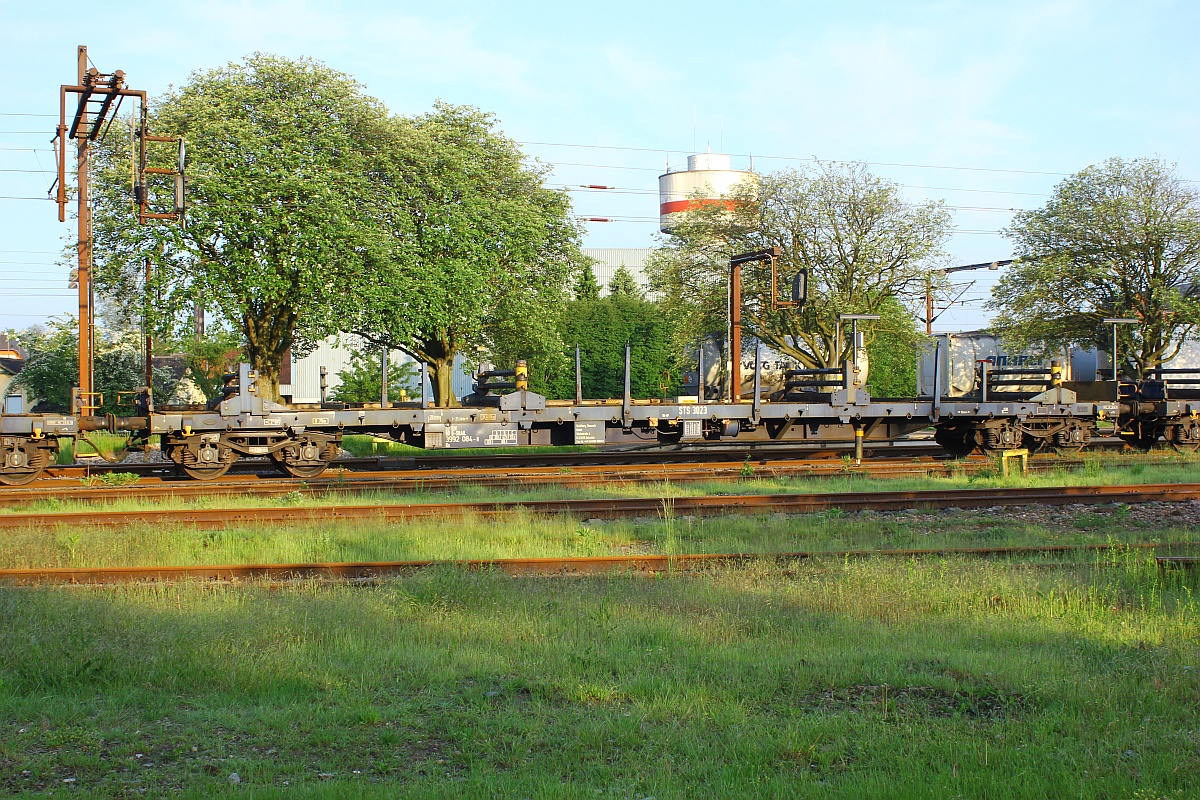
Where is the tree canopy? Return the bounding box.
[334,104,584,406]
[645,163,950,386]
[990,157,1200,374]
[89,54,388,399]
[10,318,179,414]
[547,295,680,400]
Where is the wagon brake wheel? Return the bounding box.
[933,426,977,458]
[0,441,51,486]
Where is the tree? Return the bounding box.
[990,157,1200,375]
[178,329,244,404]
[645,163,951,384]
[547,295,680,400]
[11,318,179,414]
[607,265,644,299]
[89,55,389,400]
[335,104,584,406]
[863,297,923,398]
[573,261,601,301]
[326,347,418,404]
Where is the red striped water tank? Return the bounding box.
[658,152,756,233]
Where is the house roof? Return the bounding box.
[0,357,23,376]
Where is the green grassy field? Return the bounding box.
[2,461,1199,797]
[1,550,1197,798]
[2,496,1198,570]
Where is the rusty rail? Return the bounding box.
[0,541,1189,586]
[44,440,951,480]
[4,452,1184,509]
[0,456,995,507]
[1,482,1198,531]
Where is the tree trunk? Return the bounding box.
[241,307,294,404]
[429,357,458,407]
[256,360,282,403]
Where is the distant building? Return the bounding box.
[0,333,27,414]
[582,248,653,296]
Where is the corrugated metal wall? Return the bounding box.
[582,248,653,296]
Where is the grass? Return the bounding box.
[1,489,1197,570]
[1,552,1198,797]
[2,458,1198,795]
[53,433,133,465]
[340,434,597,459]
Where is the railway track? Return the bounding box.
[0,541,1189,586]
[44,440,950,480]
[40,435,1141,482]
[2,481,1198,531]
[3,450,1187,509]
[0,454,991,507]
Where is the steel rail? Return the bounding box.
[0,541,1189,586]
[0,456,1004,507]
[4,451,1184,508]
[42,440,951,480]
[2,482,1198,531]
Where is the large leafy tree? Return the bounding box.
[336,104,584,406]
[89,55,388,399]
[645,163,950,388]
[990,157,1200,375]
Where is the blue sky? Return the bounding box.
[2,0,1198,331]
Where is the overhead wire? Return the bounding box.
[520,140,1072,177]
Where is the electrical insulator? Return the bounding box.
[68,268,79,289]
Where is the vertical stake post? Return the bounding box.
[730,261,742,402]
[575,345,582,404]
[381,348,389,408]
[697,341,705,402]
[931,339,942,422]
[420,362,428,407]
[622,341,631,428]
[752,344,762,424]
[144,257,153,392]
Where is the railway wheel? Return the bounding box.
[1053,421,1092,455]
[1126,424,1165,453]
[0,437,52,486]
[270,436,339,479]
[1169,421,1200,455]
[981,423,1022,453]
[167,438,238,481]
[934,425,978,457]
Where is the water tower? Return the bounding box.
[658,151,756,233]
